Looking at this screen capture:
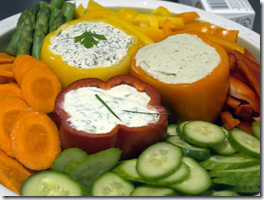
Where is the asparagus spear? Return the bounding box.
[5,4,39,56]
[32,6,51,59]
[61,2,76,23]
[49,7,64,30]
[50,0,64,9]
[38,1,48,9]
[49,11,64,33]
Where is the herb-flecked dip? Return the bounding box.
[50,22,133,68]
[63,84,159,134]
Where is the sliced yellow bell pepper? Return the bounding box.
[79,10,108,19]
[151,6,171,17]
[41,18,140,88]
[136,26,165,43]
[74,4,87,19]
[117,9,138,23]
[87,0,116,15]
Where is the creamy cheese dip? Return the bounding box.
[50,22,133,68]
[135,34,220,84]
[63,85,159,133]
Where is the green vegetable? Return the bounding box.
[228,186,260,194]
[252,122,260,140]
[32,6,51,59]
[212,177,260,187]
[123,110,170,115]
[50,0,64,9]
[48,7,64,32]
[48,11,64,33]
[61,2,76,23]
[74,31,107,49]
[130,185,176,196]
[38,1,48,9]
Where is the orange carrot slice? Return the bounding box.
[0,63,14,78]
[0,96,29,157]
[0,53,15,64]
[0,83,24,100]
[21,66,62,113]
[0,149,35,194]
[10,108,61,171]
[12,55,33,83]
[0,76,8,84]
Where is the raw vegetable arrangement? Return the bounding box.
[0,0,261,197]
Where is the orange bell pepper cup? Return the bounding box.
[130,30,230,123]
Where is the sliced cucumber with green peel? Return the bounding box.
[136,142,182,181]
[211,127,237,155]
[51,148,88,172]
[166,135,211,161]
[181,121,225,147]
[92,172,134,196]
[199,153,260,170]
[212,177,260,187]
[228,128,260,159]
[64,148,122,188]
[209,164,260,178]
[20,170,91,196]
[166,124,179,136]
[130,185,177,196]
[252,122,260,140]
[198,190,240,196]
[169,156,211,195]
[176,121,189,136]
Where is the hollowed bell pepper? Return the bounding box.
[41,18,139,88]
[54,75,168,160]
[130,30,230,123]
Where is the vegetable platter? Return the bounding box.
[0,0,260,197]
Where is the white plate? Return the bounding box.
[0,0,260,196]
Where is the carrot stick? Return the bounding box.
[244,47,259,64]
[228,76,260,113]
[220,111,240,130]
[233,50,260,74]
[225,94,241,109]
[0,63,14,78]
[0,96,29,157]
[237,59,260,98]
[0,149,35,194]
[10,108,61,171]
[0,53,15,64]
[0,83,25,100]
[21,65,62,113]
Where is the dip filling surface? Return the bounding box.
[63,85,159,133]
[50,22,133,68]
[135,33,221,84]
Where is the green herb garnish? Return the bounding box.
[74,31,107,49]
[95,94,121,121]
[123,110,170,115]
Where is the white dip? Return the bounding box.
[63,85,159,133]
[135,33,220,84]
[50,22,133,68]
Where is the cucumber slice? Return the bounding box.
[209,164,260,178]
[228,128,260,159]
[20,170,91,196]
[181,121,225,147]
[212,177,260,187]
[130,185,176,196]
[64,148,122,188]
[211,127,237,155]
[166,135,211,161]
[136,142,182,181]
[176,121,189,136]
[169,157,211,195]
[229,186,260,194]
[51,148,88,172]
[112,158,189,185]
[252,122,260,140]
[199,153,260,170]
[166,124,179,136]
[91,172,134,196]
[198,190,240,196]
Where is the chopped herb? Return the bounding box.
[123,110,170,115]
[74,31,107,49]
[95,94,121,121]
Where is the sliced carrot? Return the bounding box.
[0,96,29,157]
[21,66,62,113]
[234,104,253,121]
[10,108,61,171]
[0,76,8,84]
[244,47,259,64]
[6,77,17,84]
[0,53,15,64]
[220,111,240,130]
[0,83,24,100]
[0,63,14,78]
[237,59,260,98]
[12,55,33,83]
[0,149,35,194]
[225,95,241,110]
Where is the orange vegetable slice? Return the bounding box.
[0,53,15,64]
[0,96,29,157]
[0,83,24,100]
[0,63,14,78]
[10,108,61,171]
[220,111,240,130]
[12,55,33,83]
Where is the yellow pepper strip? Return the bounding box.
[79,10,108,19]
[136,26,165,43]
[203,33,244,53]
[173,12,200,23]
[41,18,140,88]
[104,13,154,47]
[87,0,116,15]
[74,4,87,19]
[117,9,138,23]
[151,6,171,17]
